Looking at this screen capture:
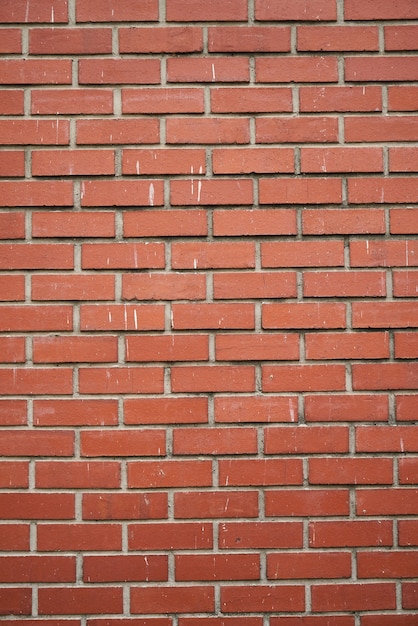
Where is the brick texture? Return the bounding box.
[0,1,417,622]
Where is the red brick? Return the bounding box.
[173,427,257,455]
[119,26,202,53]
[171,366,255,393]
[175,554,259,581]
[221,585,305,613]
[304,271,386,298]
[80,304,165,332]
[0,305,72,331]
[256,57,338,83]
[345,0,418,20]
[262,241,344,267]
[33,336,118,363]
[0,556,75,582]
[211,87,292,113]
[166,118,249,145]
[356,425,418,453]
[128,460,212,488]
[0,0,67,22]
[357,489,418,515]
[0,275,24,301]
[309,458,393,485]
[32,150,115,176]
[172,178,254,205]
[0,119,68,144]
[303,209,385,235]
[180,616,262,626]
[348,178,418,204]
[81,180,164,207]
[84,555,167,583]
[82,242,164,269]
[263,364,346,392]
[267,552,351,580]
[359,550,418,578]
[388,86,418,111]
[385,25,418,51]
[270,619,353,626]
[215,396,299,423]
[0,151,25,177]
[0,400,27,426]
[79,367,164,394]
[309,520,393,548]
[83,493,167,520]
[0,430,73,457]
[31,89,113,112]
[212,148,294,175]
[38,588,123,616]
[0,368,73,395]
[32,212,115,238]
[0,212,24,239]
[0,90,24,115]
[219,521,303,550]
[345,117,418,142]
[305,394,389,423]
[265,426,348,454]
[34,399,118,427]
[395,332,418,359]
[166,0,247,21]
[403,583,418,609]
[131,587,214,615]
[298,26,378,51]
[36,461,120,489]
[256,0,336,21]
[259,178,342,204]
[32,275,114,301]
[126,335,208,363]
[265,489,349,517]
[80,429,165,457]
[77,118,159,145]
[353,302,418,328]
[30,27,112,54]
[0,59,71,84]
[263,302,346,330]
[172,303,255,330]
[175,491,258,519]
[123,88,204,116]
[0,588,31,616]
[396,395,418,422]
[219,459,303,486]
[0,461,28,488]
[306,331,389,359]
[122,149,206,176]
[79,59,160,84]
[300,86,381,112]
[301,147,383,173]
[0,181,73,207]
[0,244,73,270]
[311,583,396,612]
[124,397,208,425]
[124,209,207,237]
[167,57,249,83]
[399,520,418,546]
[37,523,121,551]
[257,117,338,143]
[0,337,25,363]
[361,616,418,626]
[172,242,255,269]
[208,26,290,52]
[0,29,21,53]
[0,493,74,520]
[216,333,299,361]
[393,271,418,298]
[389,149,418,173]
[353,363,418,391]
[129,522,213,550]
[214,209,297,235]
[123,274,206,301]
[346,57,418,81]
[76,0,158,21]
[0,524,30,551]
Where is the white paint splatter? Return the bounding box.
[148,183,155,206]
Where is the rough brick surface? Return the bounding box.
[0,1,417,622]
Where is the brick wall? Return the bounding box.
[0,0,418,623]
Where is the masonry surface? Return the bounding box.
[0,0,418,624]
